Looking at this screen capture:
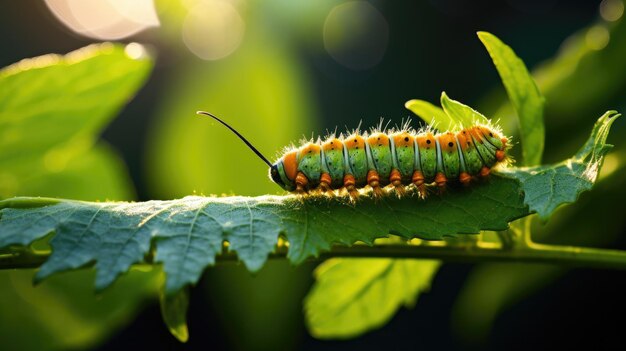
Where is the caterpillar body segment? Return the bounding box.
[344,135,368,185]
[270,125,510,199]
[416,132,437,182]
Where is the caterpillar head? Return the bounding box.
[269,151,297,191]
[477,126,507,150]
[269,161,295,191]
[475,126,509,162]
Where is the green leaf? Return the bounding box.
[0,43,152,200]
[280,180,527,263]
[478,31,545,166]
[404,99,453,131]
[0,180,526,295]
[17,142,136,201]
[0,197,279,293]
[440,92,490,127]
[160,286,189,343]
[305,258,440,339]
[498,111,619,220]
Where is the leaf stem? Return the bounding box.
[313,243,626,270]
[0,197,61,209]
[5,241,626,271]
[0,249,49,269]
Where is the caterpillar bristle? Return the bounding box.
[370,185,385,198]
[393,184,406,198]
[416,184,428,199]
[347,187,359,200]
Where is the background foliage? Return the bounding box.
[1,1,626,350]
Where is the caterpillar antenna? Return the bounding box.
[196,111,273,167]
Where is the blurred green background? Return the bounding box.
[1,0,626,350]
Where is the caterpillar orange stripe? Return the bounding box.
[197,111,510,199]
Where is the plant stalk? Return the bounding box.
[4,241,626,270]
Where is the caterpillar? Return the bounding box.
[197,111,510,199]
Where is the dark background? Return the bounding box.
[2,1,626,350]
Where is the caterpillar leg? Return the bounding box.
[411,170,427,198]
[435,172,447,193]
[480,166,491,178]
[496,138,508,161]
[495,150,506,162]
[367,170,384,198]
[389,169,405,197]
[343,174,359,200]
[319,172,334,196]
[459,172,471,186]
[295,171,309,194]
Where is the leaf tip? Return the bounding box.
[170,325,190,343]
[477,31,502,47]
[32,271,46,286]
[440,91,451,105]
[160,286,190,343]
[94,279,112,295]
[404,99,418,110]
[476,31,493,40]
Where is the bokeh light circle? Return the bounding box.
[182,1,246,61]
[586,25,610,50]
[323,1,389,70]
[44,0,160,40]
[600,0,624,22]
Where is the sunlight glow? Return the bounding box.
[44,0,160,40]
[124,42,148,60]
[182,0,245,61]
